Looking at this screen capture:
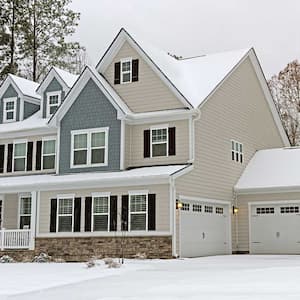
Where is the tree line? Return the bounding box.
[0,0,86,82]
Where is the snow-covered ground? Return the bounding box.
[1,255,300,299]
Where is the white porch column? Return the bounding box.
[30,191,38,250]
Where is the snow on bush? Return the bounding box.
[107,261,121,269]
[86,259,96,268]
[103,258,114,265]
[0,255,15,263]
[32,253,52,263]
[133,252,147,260]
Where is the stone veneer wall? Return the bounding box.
[0,236,172,262]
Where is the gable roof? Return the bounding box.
[235,147,300,194]
[0,74,40,101]
[48,65,131,125]
[36,67,79,95]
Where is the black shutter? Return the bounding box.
[36,140,42,170]
[168,127,176,156]
[148,194,156,231]
[144,129,150,158]
[0,145,5,173]
[85,197,92,232]
[6,143,13,173]
[50,198,57,232]
[114,62,121,84]
[132,59,139,82]
[121,195,129,231]
[26,142,33,171]
[74,197,81,232]
[110,195,118,231]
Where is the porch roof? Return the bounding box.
[0,165,190,193]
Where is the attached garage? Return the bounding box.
[249,201,300,254]
[179,198,231,257]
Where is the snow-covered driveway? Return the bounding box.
[1,255,300,299]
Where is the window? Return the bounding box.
[71,128,108,168]
[216,207,224,214]
[121,58,132,84]
[92,194,109,231]
[129,193,147,231]
[57,196,74,232]
[42,138,56,170]
[151,126,168,157]
[256,207,275,214]
[19,196,31,229]
[181,203,190,211]
[46,92,61,117]
[192,204,201,212]
[280,206,300,214]
[3,97,17,123]
[231,140,243,163]
[13,141,27,171]
[204,205,213,213]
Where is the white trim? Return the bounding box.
[120,119,125,170]
[91,192,111,197]
[0,127,57,140]
[91,193,110,232]
[56,127,60,174]
[0,197,3,229]
[170,164,194,180]
[150,125,169,158]
[41,137,56,171]
[129,193,148,232]
[13,140,28,172]
[120,57,132,84]
[70,127,109,168]
[46,91,62,118]
[3,97,17,123]
[18,193,32,230]
[19,98,24,121]
[30,191,37,250]
[56,194,75,233]
[178,195,231,205]
[128,190,149,195]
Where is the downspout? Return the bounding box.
[233,191,239,252]
[188,108,201,163]
[169,177,177,257]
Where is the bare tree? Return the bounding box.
[268,60,300,146]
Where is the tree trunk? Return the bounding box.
[10,0,15,74]
[32,0,37,81]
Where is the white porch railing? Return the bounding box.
[0,229,32,250]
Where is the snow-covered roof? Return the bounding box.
[8,74,40,99]
[0,165,189,193]
[235,147,300,193]
[53,67,79,88]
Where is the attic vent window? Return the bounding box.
[3,97,17,123]
[114,58,139,84]
[231,140,243,163]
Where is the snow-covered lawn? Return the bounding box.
[1,255,300,299]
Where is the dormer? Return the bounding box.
[36,67,78,118]
[0,74,41,124]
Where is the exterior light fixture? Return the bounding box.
[176,200,183,210]
[233,206,239,215]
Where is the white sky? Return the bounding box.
[69,0,300,78]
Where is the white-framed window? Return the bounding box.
[57,194,74,232]
[71,127,109,168]
[280,206,299,214]
[121,58,132,84]
[46,91,61,117]
[42,137,56,170]
[216,207,224,214]
[181,203,190,211]
[19,195,31,229]
[92,193,110,232]
[204,205,213,213]
[13,140,27,172]
[231,140,243,163]
[256,207,275,214]
[192,204,201,212]
[3,97,17,123]
[151,125,168,157]
[129,191,148,231]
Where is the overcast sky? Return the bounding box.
[69,0,300,78]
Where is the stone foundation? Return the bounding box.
[0,235,172,262]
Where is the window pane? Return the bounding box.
[58,198,73,215]
[50,106,58,115]
[6,101,14,110]
[58,216,72,232]
[131,214,146,230]
[49,95,59,105]
[122,61,131,72]
[14,158,25,171]
[122,73,130,82]
[130,195,146,212]
[74,134,87,149]
[74,150,87,165]
[152,129,167,143]
[91,132,105,147]
[6,111,14,120]
[20,197,31,215]
[91,148,105,164]
[20,216,31,229]
[93,197,108,214]
[152,143,167,157]
[14,143,26,157]
[43,140,55,154]
[93,215,108,231]
[43,155,55,169]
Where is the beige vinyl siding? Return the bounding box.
[38,184,170,234]
[125,120,190,168]
[0,134,57,176]
[175,57,286,251]
[3,194,18,229]
[104,41,185,113]
[236,192,300,252]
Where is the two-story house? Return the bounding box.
[0,28,291,261]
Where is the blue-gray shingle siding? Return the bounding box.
[24,101,40,119]
[0,84,20,123]
[59,78,121,174]
[42,77,65,118]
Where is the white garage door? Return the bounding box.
[180,200,231,257]
[250,202,300,254]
